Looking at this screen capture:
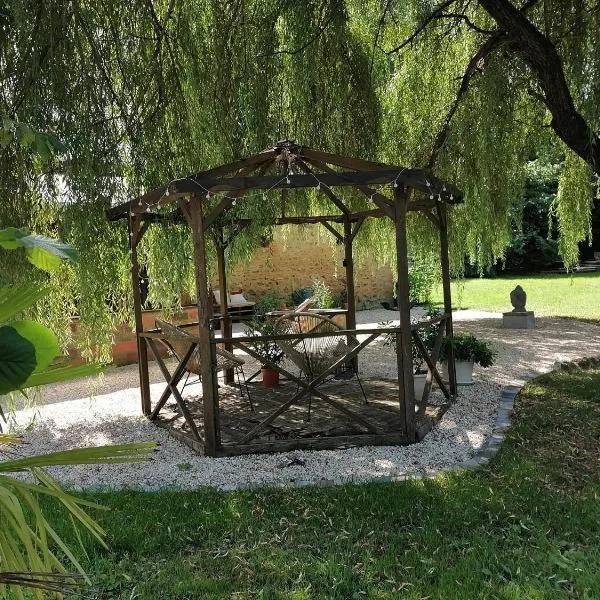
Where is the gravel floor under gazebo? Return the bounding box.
[10,309,600,491]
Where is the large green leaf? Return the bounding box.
[19,234,78,271]
[0,284,48,323]
[0,228,78,272]
[11,320,59,373]
[0,227,27,250]
[0,326,37,394]
[15,123,35,148]
[22,363,105,389]
[0,442,156,472]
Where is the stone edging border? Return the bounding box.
[299,384,521,487]
[442,385,520,475]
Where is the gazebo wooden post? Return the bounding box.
[437,202,457,396]
[185,197,221,455]
[215,228,234,384]
[343,216,358,371]
[393,186,416,440]
[129,216,151,415]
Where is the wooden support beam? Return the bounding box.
[304,157,396,219]
[146,339,204,443]
[296,159,350,215]
[215,229,233,384]
[437,202,457,396]
[203,190,245,232]
[234,333,381,443]
[393,186,416,440]
[411,323,450,408]
[350,216,366,242]
[184,196,221,456]
[137,170,424,202]
[321,220,344,243]
[344,216,358,372]
[129,216,151,415]
[301,147,400,172]
[149,341,196,419]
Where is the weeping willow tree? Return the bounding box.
[1,0,600,357]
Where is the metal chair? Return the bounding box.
[274,312,367,419]
[155,320,253,410]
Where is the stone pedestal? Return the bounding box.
[503,311,535,329]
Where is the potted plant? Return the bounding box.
[245,318,284,387]
[439,333,496,385]
[380,308,440,400]
[312,278,336,309]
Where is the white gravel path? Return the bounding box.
[5,309,600,491]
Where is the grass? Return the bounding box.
[430,272,600,320]
[36,368,600,599]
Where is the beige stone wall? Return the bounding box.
[220,228,393,308]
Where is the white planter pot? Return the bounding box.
[413,372,427,401]
[440,360,475,385]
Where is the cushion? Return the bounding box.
[229,292,249,306]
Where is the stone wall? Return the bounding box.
[223,228,393,307]
[72,228,393,366]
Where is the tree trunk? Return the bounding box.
[478,0,600,174]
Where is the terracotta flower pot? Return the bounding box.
[261,367,280,387]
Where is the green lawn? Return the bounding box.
[44,368,600,599]
[430,272,600,320]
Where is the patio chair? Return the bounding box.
[155,320,253,410]
[274,312,367,420]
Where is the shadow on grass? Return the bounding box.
[39,368,600,600]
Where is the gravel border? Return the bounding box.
[6,311,600,492]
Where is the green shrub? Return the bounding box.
[312,278,336,309]
[254,292,290,316]
[439,333,496,367]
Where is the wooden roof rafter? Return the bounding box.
[107,140,463,222]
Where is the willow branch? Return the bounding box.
[427,32,507,169]
[478,0,600,173]
[383,0,458,54]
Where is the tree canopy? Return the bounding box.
[1,0,599,356]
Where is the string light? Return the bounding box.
[130,168,457,217]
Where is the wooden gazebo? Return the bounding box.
[108,141,462,457]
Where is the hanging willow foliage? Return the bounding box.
[553,151,594,269]
[2,0,600,355]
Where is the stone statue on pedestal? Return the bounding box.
[510,285,527,312]
[503,285,535,329]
